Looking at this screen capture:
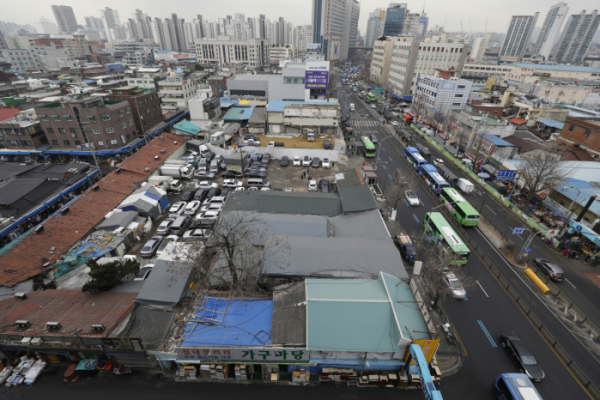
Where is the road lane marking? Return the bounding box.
[413,214,420,223]
[476,280,489,297]
[403,199,409,207]
[477,320,497,347]
[388,173,393,180]
[420,199,424,207]
[378,157,381,161]
[565,279,577,289]
[382,164,387,170]
[389,156,393,162]
[486,205,497,215]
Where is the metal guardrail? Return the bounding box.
[392,144,600,399]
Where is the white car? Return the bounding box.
[285,188,294,192]
[260,187,270,191]
[391,121,399,126]
[293,156,301,166]
[308,180,318,192]
[156,235,179,256]
[200,202,224,213]
[235,187,245,191]
[188,152,199,159]
[433,158,444,167]
[248,187,258,191]
[197,209,221,220]
[443,272,466,299]
[195,181,218,190]
[168,201,187,218]
[202,196,225,207]
[370,104,377,109]
[405,190,420,206]
[302,156,311,167]
[223,179,243,188]
[184,200,202,215]
[134,264,154,281]
[322,158,331,168]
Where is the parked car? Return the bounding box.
[285,188,294,192]
[200,202,225,213]
[320,179,329,193]
[244,139,260,146]
[281,156,289,167]
[405,190,420,206]
[168,202,187,218]
[251,153,263,162]
[262,154,271,164]
[194,170,216,179]
[220,188,231,199]
[156,235,178,256]
[371,104,377,108]
[311,157,321,168]
[183,229,211,241]
[369,134,378,144]
[533,258,565,282]
[221,171,243,179]
[140,235,164,258]
[245,171,266,178]
[190,219,215,230]
[205,187,222,199]
[500,333,545,382]
[302,156,311,167]
[235,187,245,191]
[193,189,208,202]
[204,152,215,162]
[322,158,331,168]
[323,140,330,149]
[156,218,175,235]
[223,179,243,188]
[293,156,301,166]
[308,180,318,192]
[198,209,221,220]
[243,136,261,145]
[443,272,466,299]
[181,189,197,202]
[391,121,399,126]
[195,181,218,190]
[184,200,202,215]
[134,264,154,280]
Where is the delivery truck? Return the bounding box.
[457,178,474,194]
[159,164,192,179]
[146,176,183,192]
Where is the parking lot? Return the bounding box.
[128,147,349,264]
[253,135,335,150]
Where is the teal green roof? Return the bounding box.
[174,120,202,135]
[306,272,430,352]
[223,106,255,121]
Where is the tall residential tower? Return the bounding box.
[51,5,79,34]
[554,10,600,63]
[534,3,569,60]
[499,13,539,61]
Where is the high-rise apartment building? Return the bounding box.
[100,7,126,42]
[194,36,269,67]
[403,12,421,37]
[35,17,59,34]
[499,14,539,61]
[365,8,385,48]
[469,34,490,62]
[534,3,569,59]
[51,5,79,34]
[383,3,407,37]
[294,25,313,52]
[85,16,104,31]
[554,10,600,64]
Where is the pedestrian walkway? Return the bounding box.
[349,120,382,127]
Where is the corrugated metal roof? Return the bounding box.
[305,273,430,352]
[481,134,515,147]
[338,185,378,212]
[553,179,600,215]
[223,106,255,121]
[223,191,343,216]
[174,120,202,134]
[271,282,307,346]
[536,119,564,130]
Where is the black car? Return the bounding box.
[311,157,321,168]
[193,189,208,202]
[181,189,197,202]
[500,333,545,382]
[245,171,266,178]
[191,218,216,230]
[220,188,231,199]
[369,134,378,144]
[281,156,289,167]
[206,187,221,199]
[262,153,271,164]
[140,235,164,258]
[320,179,329,193]
[533,258,565,282]
[221,171,243,179]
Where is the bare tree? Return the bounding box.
[518,150,571,210]
[386,169,419,210]
[204,211,290,296]
[411,91,428,122]
[446,110,470,156]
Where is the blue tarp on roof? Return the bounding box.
[223,105,255,121]
[568,220,600,247]
[391,94,402,100]
[552,178,600,216]
[182,296,273,347]
[481,134,515,147]
[536,119,564,130]
[74,242,114,259]
[403,96,413,101]
[220,98,239,109]
[82,80,96,83]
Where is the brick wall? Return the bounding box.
[558,117,600,153]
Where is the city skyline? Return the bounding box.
[2,0,599,38]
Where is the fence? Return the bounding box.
[395,138,600,399]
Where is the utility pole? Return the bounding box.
[79,122,103,179]
[516,230,542,262]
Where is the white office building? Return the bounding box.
[2,44,78,72]
[194,36,269,67]
[127,67,163,90]
[270,45,298,63]
[293,25,313,53]
[158,74,198,108]
[534,3,569,60]
[414,74,473,113]
[499,14,539,61]
[469,34,490,62]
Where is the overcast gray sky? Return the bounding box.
[4,0,597,35]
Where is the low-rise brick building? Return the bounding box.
[557,116,600,158]
[108,86,163,137]
[35,96,135,150]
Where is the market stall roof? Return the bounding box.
[271,282,306,346]
[181,296,273,347]
[95,210,139,231]
[552,178,600,216]
[116,306,176,351]
[305,272,429,353]
[509,117,527,125]
[223,105,255,121]
[481,134,514,147]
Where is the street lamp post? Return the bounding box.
[516,229,543,262]
[78,122,103,179]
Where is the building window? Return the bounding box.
[39,115,49,121]
[87,116,96,122]
[52,115,61,121]
[63,115,72,121]
[455,94,463,97]
[107,127,114,133]
[97,140,104,146]
[70,128,77,134]
[129,119,133,126]
[122,122,127,129]
[58,128,65,134]
[584,129,591,137]
[110,139,118,145]
[47,127,54,133]
[52,140,59,145]
[569,124,575,131]
[64,140,70,146]
[93,128,100,134]
[75,140,81,145]
[119,110,125,117]
[102,114,110,121]
[126,107,131,114]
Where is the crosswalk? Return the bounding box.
[349,120,382,127]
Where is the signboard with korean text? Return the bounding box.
[305,61,329,90]
[496,170,517,181]
[307,43,321,51]
[176,347,310,363]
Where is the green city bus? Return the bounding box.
[366,92,378,102]
[423,212,470,264]
[361,136,376,157]
[439,188,480,227]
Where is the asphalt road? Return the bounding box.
[338,83,597,399]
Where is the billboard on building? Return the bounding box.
[305,61,330,90]
[307,43,321,51]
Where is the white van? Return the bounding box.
[199,144,210,156]
[350,103,355,111]
[247,178,270,188]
